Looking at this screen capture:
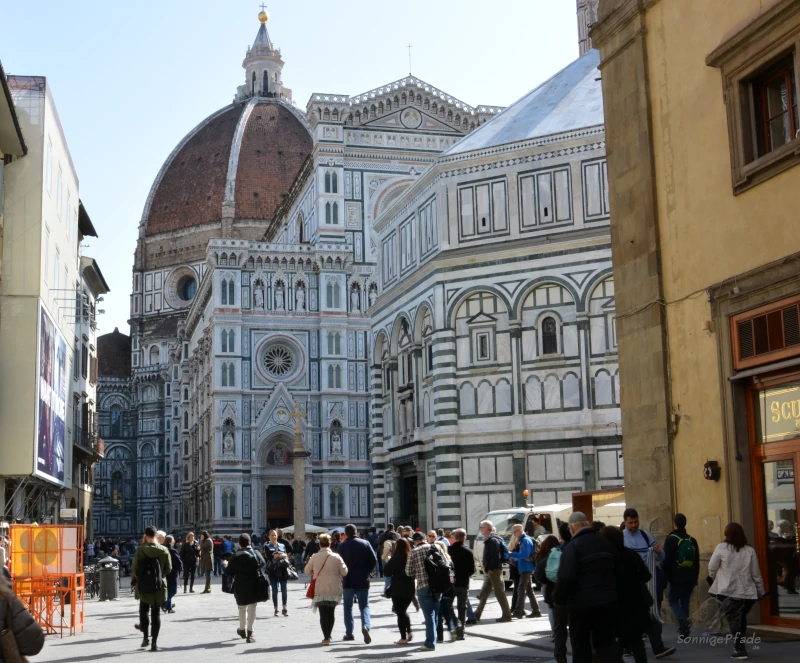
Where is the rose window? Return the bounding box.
[263,345,294,377]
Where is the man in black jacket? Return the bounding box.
[291,535,306,573]
[663,513,700,638]
[553,512,620,663]
[474,521,512,622]
[338,524,378,644]
[449,528,476,639]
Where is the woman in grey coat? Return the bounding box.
[0,572,45,661]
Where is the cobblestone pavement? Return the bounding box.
[35,575,800,662]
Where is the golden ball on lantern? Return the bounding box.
[258,10,269,23]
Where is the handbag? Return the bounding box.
[245,549,270,603]
[0,597,29,663]
[221,573,235,594]
[286,566,298,581]
[306,556,329,599]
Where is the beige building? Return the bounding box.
[0,74,107,535]
[593,0,800,629]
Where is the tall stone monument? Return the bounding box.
[288,403,308,541]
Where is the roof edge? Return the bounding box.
[0,60,27,155]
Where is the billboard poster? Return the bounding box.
[35,302,67,485]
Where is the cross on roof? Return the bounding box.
[260,3,267,11]
[407,42,413,74]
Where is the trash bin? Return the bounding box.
[97,556,119,601]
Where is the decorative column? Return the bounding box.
[288,404,308,541]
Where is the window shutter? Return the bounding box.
[732,297,800,369]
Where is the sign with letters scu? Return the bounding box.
[755,382,800,444]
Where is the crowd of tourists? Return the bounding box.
[0,510,769,661]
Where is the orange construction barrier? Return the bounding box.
[9,524,84,636]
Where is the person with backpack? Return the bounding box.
[291,535,306,574]
[622,508,676,659]
[533,534,565,663]
[162,535,183,614]
[508,523,543,619]
[406,531,444,651]
[383,536,415,644]
[224,533,267,644]
[474,521,512,623]
[199,531,214,593]
[337,523,377,644]
[449,528,476,638]
[663,513,700,639]
[131,525,171,652]
[378,524,399,596]
[433,540,458,643]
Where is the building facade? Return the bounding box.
[0,73,107,534]
[94,11,502,536]
[369,50,623,534]
[593,0,800,628]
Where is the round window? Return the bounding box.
[180,277,197,301]
[263,345,294,377]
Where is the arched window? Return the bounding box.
[327,364,342,389]
[110,405,123,437]
[228,279,235,306]
[149,345,160,366]
[183,438,188,455]
[332,172,338,193]
[541,317,558,355]
[263,70,269,95]
[222,488,236,518]
[228,363,235,387]
[183,410,189,430]
[325,172,331,193]
[332,202,338,225]
[221,363,228,387]
[183,464,188,481]
[174,426,178,444]
[325,202,331,225]
[111,471,123,509]
[221,328,228,353]
[251,71,255,96]
[330,489,344,517]
[228,330,235,353]
[326,279,340,308]
[221,279,228,305]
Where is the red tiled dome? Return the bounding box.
[98,328,131,378]
[141,99,312,236]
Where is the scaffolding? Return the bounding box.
[9,524,85,636]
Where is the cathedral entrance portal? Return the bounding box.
[266,485,293,530]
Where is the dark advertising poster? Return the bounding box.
[35,302,66,485]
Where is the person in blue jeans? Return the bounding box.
[264,529,289,616]
[337,523,377,643]
[663,513,700,639]
[406,532,442,651]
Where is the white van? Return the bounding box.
[472,504,573,585]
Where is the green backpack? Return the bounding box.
[671,534,695,568]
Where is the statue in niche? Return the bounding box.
[368,287,377,308]
[254,282,265,309]
[275,283,285,311]
[350,288,360,312]
[330,431,343,456]
[295,286,306,311]
[223,432,234,454]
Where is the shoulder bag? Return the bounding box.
[306,555,329,600]
[245,549,270,603]
[0,598,29,663]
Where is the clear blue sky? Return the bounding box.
[2,1,579,334]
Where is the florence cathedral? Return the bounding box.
[92,4,622,538]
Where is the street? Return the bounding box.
[33,574,800,662]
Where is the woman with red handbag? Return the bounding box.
[305,533,348,646]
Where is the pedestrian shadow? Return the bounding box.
[238,642,324,654]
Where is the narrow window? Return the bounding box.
[325,202,331,225]
[221,329,228,353]
[427,343,434,373]
[228,363,235,386]
[228,330,235,353]
[221,279,228,305]
[477,333,490,361]
[328,364,335,388]
[228,279,235,305]
[221,363,228,387]
[332,172,338,193]
[325,172,331,193]
[753,55,799,158]
[183,411,189,430]
[334,365,342,388]
[542,317,558,355]
[332,202,339,225]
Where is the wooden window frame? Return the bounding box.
[731,293,800,369]
[753,55,799,157]
[707,0,800,194]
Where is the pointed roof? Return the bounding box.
[442,49,603,156]
[251,22,275,55]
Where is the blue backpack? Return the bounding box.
[545,547,562,582]
[499,537,510,563]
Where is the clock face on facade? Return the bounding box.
[400,108,422,129]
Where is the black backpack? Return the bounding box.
[138,554,163,594]
[424,545,454,594]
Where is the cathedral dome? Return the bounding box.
[140,98,312,237]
